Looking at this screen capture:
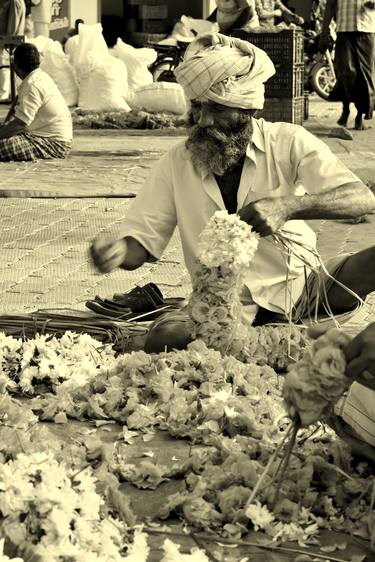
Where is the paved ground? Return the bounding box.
[0,95,374,333]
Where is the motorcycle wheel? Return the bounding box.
[309,61,335,100]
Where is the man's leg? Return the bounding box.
[331,33,356,126]
[337,102,351,127]
[353,32,375,129]
[0,135,37,161]
[325,245,375,312]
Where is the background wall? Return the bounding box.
[70,0,100,25]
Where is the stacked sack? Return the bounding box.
[72,23,130,112]
[29,35,79,107]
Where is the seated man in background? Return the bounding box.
[0,42,72,161]
[90,32,375,352]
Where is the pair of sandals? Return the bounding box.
[85,283,185,321]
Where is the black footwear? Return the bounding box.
[112,282,164,312]
[86,283,166,319]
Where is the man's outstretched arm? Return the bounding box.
[239,181,375,236]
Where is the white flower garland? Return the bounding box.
[187,211,305,369]
[188,211,259,353]
[282,328,352,426]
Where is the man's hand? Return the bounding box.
[90,236,128,273]
[344,323,375,390]
[238,196,290,236]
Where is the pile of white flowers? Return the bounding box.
[282,328,352,426]
[0,451,148,561]
[187,211,305,369]
[0,331,115,395]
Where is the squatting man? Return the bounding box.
[91,33,375,450]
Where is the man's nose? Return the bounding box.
[197,106,215,128]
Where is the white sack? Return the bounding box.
[133,82,187,115]
[112,38,156,101]
[40,39,78,107]
[78,55,130,111]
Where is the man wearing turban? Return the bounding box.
[90,33,375,351]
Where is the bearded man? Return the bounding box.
[90,33,375,352]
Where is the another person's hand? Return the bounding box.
[238,196,289,236]
[308,324,375,391]
[90,236,127,273]
[344,323,375,390]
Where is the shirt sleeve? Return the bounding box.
[14,82,42,126]
[291,127,361,194]
[120,151,177,260]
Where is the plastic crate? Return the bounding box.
[139,4,168,19]
[265,63,304,98]
[231,29,304,65]
[258,96,305,125]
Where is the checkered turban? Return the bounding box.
[174,32,275,110]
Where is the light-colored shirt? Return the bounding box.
[15,68,72,142]
[121,118,360,315]
[335,382,375,447]
[336,0,375,33]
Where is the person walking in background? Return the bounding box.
[30,0,52,37]
[320,0,375,130]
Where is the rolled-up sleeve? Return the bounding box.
[120,151,177,260]
[292,128,361,193]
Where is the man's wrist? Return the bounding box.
[283,194,310,221]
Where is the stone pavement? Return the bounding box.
[0,95,374,333]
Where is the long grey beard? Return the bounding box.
[186,119,253,176]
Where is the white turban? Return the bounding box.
[174,32,275,110]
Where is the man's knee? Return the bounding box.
[144,312,194,353]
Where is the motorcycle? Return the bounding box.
[147,40,190,83]
[304,30,336,100]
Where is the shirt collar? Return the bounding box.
[247,118,266,155]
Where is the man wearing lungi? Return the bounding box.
[90,32,375,351]
[0,42,72,161]
[320,0,375,130]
